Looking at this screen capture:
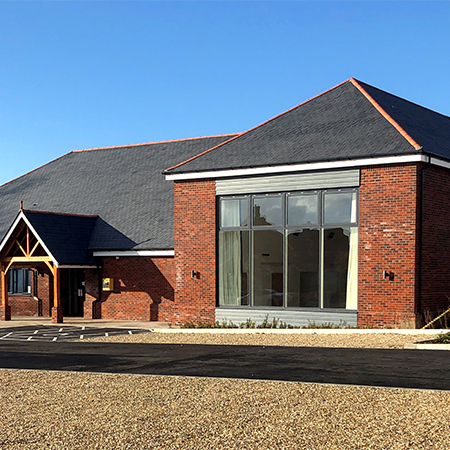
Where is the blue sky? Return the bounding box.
[1,1,449,185]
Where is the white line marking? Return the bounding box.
[52,337,57,341]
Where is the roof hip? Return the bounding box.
[350,78,422,151]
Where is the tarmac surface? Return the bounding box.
[0,325,151,342]
[0,339,449,390]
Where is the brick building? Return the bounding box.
[1,78,450,327]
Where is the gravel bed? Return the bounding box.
[88,331,431,349]
[1,369,449,449]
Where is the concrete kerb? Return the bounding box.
[1,317,448,335]
[152,328,446,335]
[155,328,450,351]
[404,343,450,350]
[153,327,450,352]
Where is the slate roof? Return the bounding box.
[0,135,237,251]
[165,78,450,174]
[24,211,98,265]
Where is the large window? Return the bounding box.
[218,189,358,309]
[8,268,31,295]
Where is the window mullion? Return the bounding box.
[319,228,324,309]
[319,193,324,309]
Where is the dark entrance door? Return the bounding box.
[60,269,85,317]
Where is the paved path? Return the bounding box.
[0,340,449,390]
[0,325,151,342]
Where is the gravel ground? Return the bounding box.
[2,333,448,449]
[89,331,433,349]
[1,369,449,450]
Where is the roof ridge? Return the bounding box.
[72,134,238,153]
[164,79,354,173]
[23,209,98,218]
[350,78,422,151]
[0,134,239,190]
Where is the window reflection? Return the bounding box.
[253,196,282,227]
[324,192,357,224]
[287,194,318,226]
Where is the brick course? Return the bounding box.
[86,256,174,322]
[421,164,450,322]
[358,164,420,328]
[173,180,216,326]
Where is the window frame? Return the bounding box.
[8,268,32,295]
[217,188,358,310]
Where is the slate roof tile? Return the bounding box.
[24,211,98,265]
[166,79,450,174]
[0,135,237,251]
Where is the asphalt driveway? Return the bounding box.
[0,340,449,390]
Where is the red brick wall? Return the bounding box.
[421,164,450,321]
[9,294,37,316]
[88,256,174,322]
[358,164,420,328]
[173,180,216,326]
[37,270,51,316]
[85,269,100,319]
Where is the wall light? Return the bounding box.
[191,270,200,280]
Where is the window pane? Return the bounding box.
[220,198,248,228]
[23,269,31,293]
[287,194,318,226]
[16,269,23,293]
[253,229,284,306]
[218,231,249,305]
[324,192,357,224]
[7,271,12,293]
[7,268,31,294]
[287,229,319,307]
[323,227,354,308]
[253,196,282,227]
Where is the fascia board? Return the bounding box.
[0,212,23,254]
[430,156,450,170]
[92,250,175,257]
[58,264,98,269]
[165,154,429,181]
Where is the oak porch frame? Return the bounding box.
[0,213,63,323]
